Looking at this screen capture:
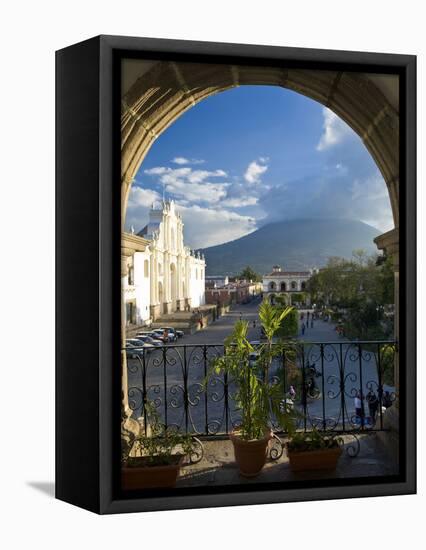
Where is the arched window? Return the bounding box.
[301,281,306,290]
[144,259,149,278]
[269,282,276,291]
[128,266,134,285]
[291,281,297,290]
[280,282,286,291]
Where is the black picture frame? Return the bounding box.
[56,35,416,514]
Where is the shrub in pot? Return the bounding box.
[208,300,296,477]
[286,428,343,472]
[121,403,194,490]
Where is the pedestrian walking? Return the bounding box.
[383,391,393,409]
[301,322,305,336]
[199,317,203,330]
[252,319,256,329]
[239,312,242,321]
[306,377,316,398]
[366,390,379,422]
[354,391,365,426]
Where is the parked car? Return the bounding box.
[149,330,172,343]
[151,329,176,343]
[135,334,163,347]
[125,342,143,359]
[126,338,155,354]
[135,330,166,342]
[158,326,184,339]
[136,330,158,339]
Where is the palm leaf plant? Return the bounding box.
[207,300,297,476]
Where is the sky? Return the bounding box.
[125,84,393,249]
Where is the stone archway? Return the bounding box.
[120,59,401,434]
[121,62,399,230]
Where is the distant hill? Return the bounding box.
[199,219,381,276]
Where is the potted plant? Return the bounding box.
[286,428,343,472]
[208,300,296,477]
[121,403,194,490]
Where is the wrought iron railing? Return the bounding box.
[125,341,396,441]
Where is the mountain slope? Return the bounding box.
[199,219,381,276]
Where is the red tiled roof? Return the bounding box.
[266,271,310,277]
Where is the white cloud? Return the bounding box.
[221,196,259,208]
[260,169,393,233]
[244,159,268,184]
[144,166,168,175]
[351,174,394,231]
[351,175,389,202]
[186,169,227,184]
[128,186,161,207]
[144,165,228,204]
[316,108,352,151]
[165,179,227,203]
[125,185,257,247]
[125,186,162,233]
[171,157,205,165]
[175,204,257,248]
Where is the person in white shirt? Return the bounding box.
[354,391,364,426]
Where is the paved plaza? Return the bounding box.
[127,300,395,436]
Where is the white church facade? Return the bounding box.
[121,201,205,326]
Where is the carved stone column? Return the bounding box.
[121,233,151,438]
[374,227,400,402]
[374,227,400,462]
[121,254,131,418]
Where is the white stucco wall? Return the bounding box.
[189,257,205,307]
[263,275,309,293]
[134,250,151,323]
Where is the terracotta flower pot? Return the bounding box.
[230,430,272,478]
[287,446,342,472]
[122,455,184,490]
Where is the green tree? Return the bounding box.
[238,266,262,282]
[307,251,394,339]
[274,296,298,338]
[279,309,299,339]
